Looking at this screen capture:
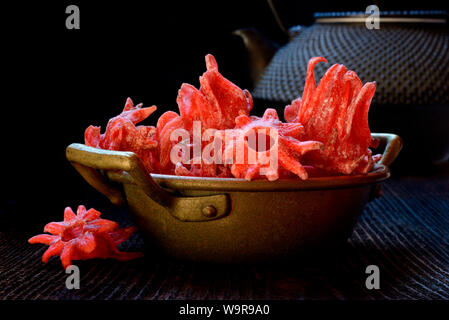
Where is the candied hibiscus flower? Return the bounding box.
[85,98,159,172]
[221,108,323,181]
[28,206,143,269]
[157,54,253,176]
[284,57,381,174]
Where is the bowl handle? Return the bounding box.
[66,143,230,222]
[371,133,403,167]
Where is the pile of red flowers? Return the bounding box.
[85,54,380,180]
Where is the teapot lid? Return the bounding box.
[314,9,448,24]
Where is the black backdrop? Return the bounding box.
[2,0,447,224]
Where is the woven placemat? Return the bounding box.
[0,174,448,300]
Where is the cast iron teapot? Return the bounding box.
[235,9,449,164]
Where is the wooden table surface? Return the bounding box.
[1,169,448,300]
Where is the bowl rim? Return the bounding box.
[107,163,389,192]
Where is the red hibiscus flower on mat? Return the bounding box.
[28,205,143,269]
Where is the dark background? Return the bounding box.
[1,0,447,224]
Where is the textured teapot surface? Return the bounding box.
[253,21,449,106]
